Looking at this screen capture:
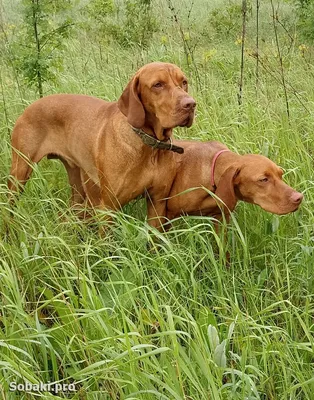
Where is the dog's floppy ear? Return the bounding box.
[214,166,240,219]
[118,74,145,128]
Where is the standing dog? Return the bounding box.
[8,62,196,227]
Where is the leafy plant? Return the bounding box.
[118,0,158,48]
[84,0,158,48]
[208,1,251,37]
[294,0,314,41]
[13,0,73,97]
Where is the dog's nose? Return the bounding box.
[181,97,196,111]
[291,191,303,204]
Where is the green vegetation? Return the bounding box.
[0,0,313,398]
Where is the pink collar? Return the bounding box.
[210,149,230,191]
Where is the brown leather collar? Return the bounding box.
[131,127,184,154]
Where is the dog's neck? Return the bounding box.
[212,151,242,187]
[210,149,231,190]
[143,114,173,141]
[143,126,172,141]
[131,117,182,152]
[131,127,184,154]
[141,125,172,142]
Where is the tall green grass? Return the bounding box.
[0,0,314,398]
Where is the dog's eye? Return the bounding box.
[259,177,268,183]
[182,80,188,86]
[153,82,163,88]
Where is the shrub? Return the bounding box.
[208,1,251,37]
[84,0,158,48]
[294,0,314,41]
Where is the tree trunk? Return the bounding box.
[32,0,43,98]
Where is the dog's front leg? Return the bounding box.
[146,195,168,232]
[93,182,120,236]
[145,196,170,254]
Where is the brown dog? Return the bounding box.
[75,139,303,230]
[8,62,196,224]
[164,141,303,225]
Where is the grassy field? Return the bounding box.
[0,0,314,399]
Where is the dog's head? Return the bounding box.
[216,155,303,215]
[118,62,196,140]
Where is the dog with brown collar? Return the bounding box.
[8,62,196,227]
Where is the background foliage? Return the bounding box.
[0,0,314,399]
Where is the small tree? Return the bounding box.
[84,0,157,49]
[14,0,73,98]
